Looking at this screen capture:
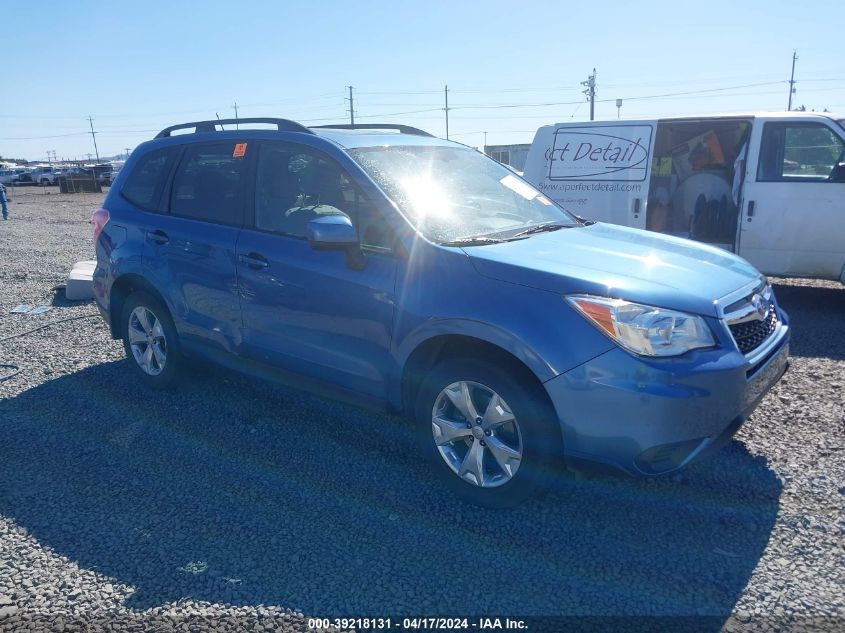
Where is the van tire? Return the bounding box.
[414,358,560,507]
[121,292,183,389]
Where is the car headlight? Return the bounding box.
[566,295,715,357]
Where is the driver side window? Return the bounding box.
[254,143,395,251]
[757,122,845,182]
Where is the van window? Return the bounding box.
[170,142,247,225]
[121,148,175,212]
[254,143,392,250]
[757,122,845,182]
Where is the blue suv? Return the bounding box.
[92,118,790,506]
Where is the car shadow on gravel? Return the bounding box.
[0,361,781,626]
[773,282,845,360]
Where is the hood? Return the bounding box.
[462,223,762,317]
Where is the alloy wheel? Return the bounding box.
[431,381,523,488]
[127,306,167,376]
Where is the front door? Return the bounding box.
[739,119,845,279]
[236,141,398,398]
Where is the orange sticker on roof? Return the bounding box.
[233,143,247,158]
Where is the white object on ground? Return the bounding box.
[65,260,96,301]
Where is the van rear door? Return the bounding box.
[522,120,656,228]
[739,117,845,279]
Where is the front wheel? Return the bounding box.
[121,292,183,389]
[415,358,560,507]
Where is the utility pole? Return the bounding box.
[233,102,239,129]
[787,50,798,111]
[616,98,623,119]
[582,69,597,121]
[125,147,132,160]
[483,131,488,152]
[346,86,355,126]
[87,116,100,162]
[444,85,450,140]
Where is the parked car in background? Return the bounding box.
[12,169,33,185]
[0,169,17,185]
[30,167,59,185]
[92,117,790,506]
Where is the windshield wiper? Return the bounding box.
[509,222,572,239]
[441,236,506,247]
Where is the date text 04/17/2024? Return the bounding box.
[307,617,528,630]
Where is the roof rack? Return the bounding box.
[310,123,434,137]
[155,118,313,139]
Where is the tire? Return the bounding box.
[414,358,561,507]
[121,291,183,389]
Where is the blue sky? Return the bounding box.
[2,0,843,161]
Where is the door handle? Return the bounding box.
[239,252,269,270]
[747,200,755,221]
[633,198,641,218]
[145,229,169,245]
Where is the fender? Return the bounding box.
[394,317,559,385]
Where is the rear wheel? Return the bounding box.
[121,292,182,389]
[415,358,560,507]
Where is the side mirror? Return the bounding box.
[307,214,357,250]
[307,214,366,269]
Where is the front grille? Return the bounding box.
[729,303,778,354]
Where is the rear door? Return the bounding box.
[142,141,251,353]
[236,140,398,399]
[523,120,655,227]
[739,118,845,278]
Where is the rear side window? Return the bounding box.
[170,142,248,225]
[121,148,175,211]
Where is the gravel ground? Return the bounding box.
[0,187,842,633]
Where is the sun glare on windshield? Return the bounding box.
[399,174,455,221]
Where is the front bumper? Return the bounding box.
[544,314,790,475]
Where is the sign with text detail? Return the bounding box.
[546,124,653,181]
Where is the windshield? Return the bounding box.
[349,145,578,244]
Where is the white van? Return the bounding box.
[522,112,845,281]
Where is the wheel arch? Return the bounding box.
[109,273,174,339]
[399,333,554,420]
